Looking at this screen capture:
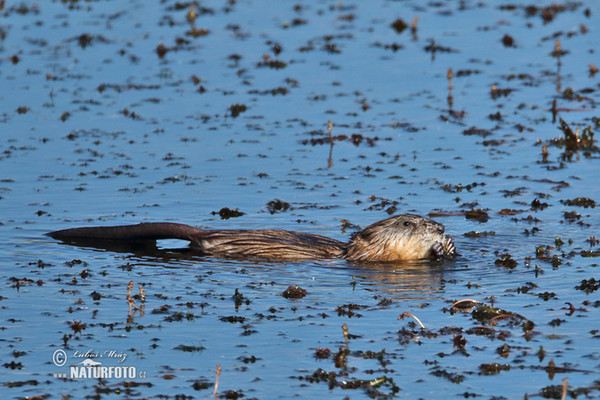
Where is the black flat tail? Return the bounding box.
[47,222,203,242]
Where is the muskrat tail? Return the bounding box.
[47,222,204,242]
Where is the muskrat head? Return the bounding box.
[343,214,456,262]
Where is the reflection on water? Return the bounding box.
[50,235,451,300]
[344,260,448,299]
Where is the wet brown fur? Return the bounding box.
[47,214,451,262]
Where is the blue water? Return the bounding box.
[1,0,600,398]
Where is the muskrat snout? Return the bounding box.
[429,220,445,235]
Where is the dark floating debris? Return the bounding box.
[501,34,515,47]
[69,320,87,334]
[462,127,493,137]
[174,344,205,352]
[229,104,247,117]
[424,39,457,55]
[265,199,291,214]
[60,111,71,122]
[465,209,489,222]
[260,59,287,69]
[301,132,387,147]
[232,288,250,308]
[185,27,210,38]
[490,85,514,99]
[257,53,287,69]
[372,41,404,52]
[540,118,598,162]
[156,43,169,58]
[314,348,331,359]
[560,197,595,208]
[219,316,246,324]
[336,303,364,318]
[429,208,489,222]
[531,198,549,210]
[71,33,109,49]
[521,3,578,24]
[575,278,599,294]
[280,285,307,299]
[97,83,161,93]
[390,18,408,34]
[580,250,600,257]
[494,253,517,269]
[556,119,596,152]
[463,231,495,237]
[192,379,211,391]
[212,207,245,219]
[248,86,289,96]
[562,211,580,222]
[479,362,511,375]
[550,39,568,58]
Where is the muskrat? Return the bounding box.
[47,214,455,262]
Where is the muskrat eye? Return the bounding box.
[403,221,413,227]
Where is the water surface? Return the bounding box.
[1,0,600,398]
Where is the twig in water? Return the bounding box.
[410,16,418,38]
[213,364,222,397]
[397,311,425,329]
[126,281,139,311]
[139,285,146,311]
[342,323,349,349]
[327,120,334,168]
[428,211,465,217]
[489,314,516,326]
[451,298,482,310]
[446,68,454,111]
[126,294,138,311]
